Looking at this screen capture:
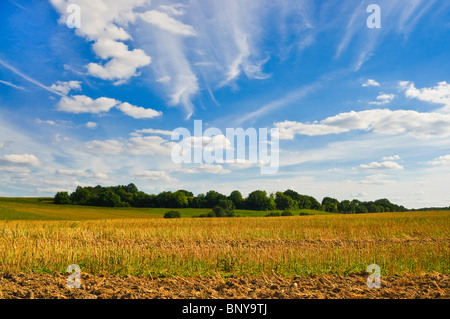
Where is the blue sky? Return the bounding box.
[0,0,450,208]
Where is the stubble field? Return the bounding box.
[0,198,448,299]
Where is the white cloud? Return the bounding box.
[275,109,450,140]
[0,58,64,96]
[351,192,368,198]
[0,80,26,91]
[133,128,173,136]
[369,93,395,105]
[86,122,98,129]
[84,140,124,155]
[57,95,119,114]
[84,136,174,156]
[382,155,400,161]
[178,135,233,154]
[358,161,404,170]
[430,154,450,166]
[401,81,450,112]
[158,4,186,16]
[36,119,57,126]
[133,170,176,182]
[362,79,380,87]
[156,75,171,83]
[56,169,107,179]
[360,174,394,185]
[87,39,151,84]
[49,81,81,95]
[1,154,40,166]
[116,102,162,119]
[226,159,255,169]
[132,0,271,117]
[0,166,30,174]
[127,136,175,156]
[335,1,436,69]
[50,0,152,83]
[139,10,197,36]
[174,164,231,175]
[57,95,160,118]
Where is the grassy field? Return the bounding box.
[0,197,329,220]
[0,198,448,279]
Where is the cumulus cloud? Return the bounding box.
[1,154,40,166]
[49,81,81,95]
[275,109,450,140]
[86,122,98,129]
[430,154,450,166]
[57,95,159,118]
[358,161,404,170]
[116,102,162,119]
[401,81,450,112]
[369,93,395,105]
[87,39,151,84]
[362,79,380,87]
[57,95,119,114]
[50,0,152,83]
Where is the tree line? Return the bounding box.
[54,183,407,213]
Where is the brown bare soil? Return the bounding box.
[0,272,448,299]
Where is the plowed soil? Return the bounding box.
[0,272,448,299]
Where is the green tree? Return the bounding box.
[70,186,92,205]
[228,190,243,209]
[101,190,121,207]
[205,190,226,208]
[116,188,133,204]
[172,191,188,208]
[275,192,295,211]
[192,193,207,208]
[177,189,194,197]
[355,205,369,214]
[322,197,339,207]
[246,190,273,211]
[156,191,173,208]
[125,183,139,194]
[54,191,71,205]
[338,200,356,214]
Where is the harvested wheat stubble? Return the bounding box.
[0,272,448,299]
